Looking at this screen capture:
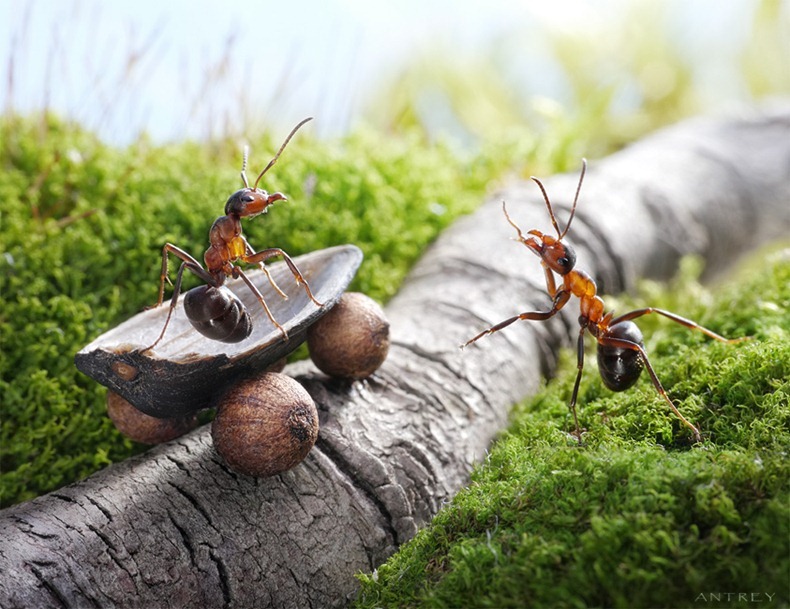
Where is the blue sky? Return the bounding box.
[1,0,760,145]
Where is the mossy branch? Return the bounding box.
[1,103,789,608]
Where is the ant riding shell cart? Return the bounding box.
[76,119,364,418]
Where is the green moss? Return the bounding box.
[362,449,787,608]
[0,113,508,508]
[355,252,790,608]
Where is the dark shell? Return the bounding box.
[75,245,362,418]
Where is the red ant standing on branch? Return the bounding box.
[143,117,322,352]
[462,159,747,443]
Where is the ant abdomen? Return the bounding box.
[597,321,645,392]
[183,285,253,343]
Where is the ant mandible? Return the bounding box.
[462,159,747,443]
[143,117,322,352]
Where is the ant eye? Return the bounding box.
[558,257,569,267]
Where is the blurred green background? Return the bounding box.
[3,0,788,152]
[1,0,789,605]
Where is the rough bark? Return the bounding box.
[2,103,789,608]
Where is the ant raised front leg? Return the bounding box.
[461,289,571,348]
[145,243,216,351]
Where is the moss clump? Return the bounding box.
[355,251,790,608]
[0,113,500,508]
[358,446,787,608]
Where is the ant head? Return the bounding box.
[503,159,587,276]
[523,229,577,275]
[224,188,285,218]
[227,117,313,218]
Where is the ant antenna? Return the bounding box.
[530,158,587,240]
[565,158,587,238]
[252,117,314,190]
[240,145,250,188]
[502,201,529,244]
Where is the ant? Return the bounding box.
[143,117,322,352]
[462,159,747,443]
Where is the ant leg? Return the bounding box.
[242,240,288,299]
[233,267,289,340]
[541,264,558,298]
[567,325,587,443]
[461,290,571,348]
[153,243,213,307]
[598,335,702,443]
[146,262,188,351]
[261,265,288,300]
[243,248,323,307]
[609,308,747,344]
[144,245,215,352]
[145,261,200,351]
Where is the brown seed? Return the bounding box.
[211,372,319,477]
[307,292,389,379]
[107,391,198,444]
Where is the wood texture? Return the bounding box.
[2,103,789,608]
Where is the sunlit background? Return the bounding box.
[3,0,787,148]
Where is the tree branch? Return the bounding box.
[2,103,789,608]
